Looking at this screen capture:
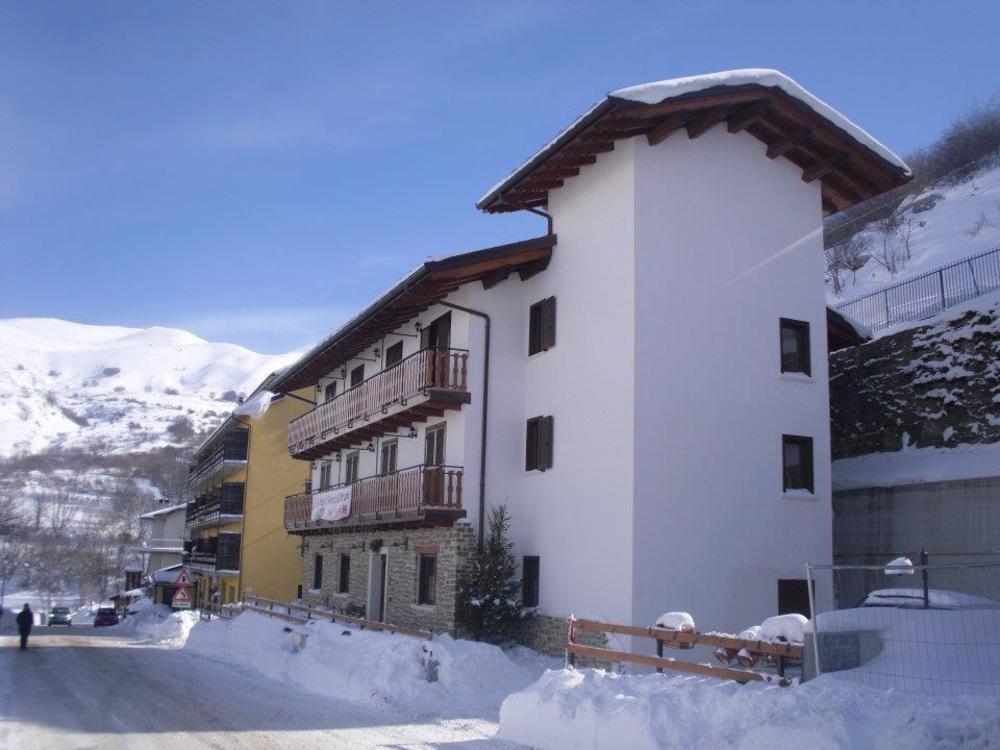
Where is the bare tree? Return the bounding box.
[825,234,873,296]
[871,213,905,276]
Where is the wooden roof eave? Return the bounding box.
[272,235,556,392]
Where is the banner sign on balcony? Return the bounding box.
[311,486,352,522]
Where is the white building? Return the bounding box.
[136,501,187,603]
[272,69,908,651]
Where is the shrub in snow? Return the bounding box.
[759,613,807,644]
[457,505,524,641]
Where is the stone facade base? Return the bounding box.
[512,612,608,664]
[300,523,477,635]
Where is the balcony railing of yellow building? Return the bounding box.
[188,430,249,490]
[288,347,470,461]
[284,463,464,533]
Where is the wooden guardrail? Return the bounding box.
[568,618,802,686]
[243,595,433,640]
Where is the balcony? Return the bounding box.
[185,483,245,532]
[284,464,465,533]
[184,535,241,575]
[188,430,249,490]
[288,347,471,461]
[132,538,185,553]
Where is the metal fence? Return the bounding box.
[836,246,1000,333]
[806,558,1000,697]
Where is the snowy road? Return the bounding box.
[0,628,521,749]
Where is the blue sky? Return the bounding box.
[2,1,998,353]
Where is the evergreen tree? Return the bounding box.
[457,504,524,640]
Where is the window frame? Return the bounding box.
[380,439,398,475]
[782,434,815,493]
[525,415,554,472]
[425,423,446,467]
[324,381,338,402]
[417,554,437,605]
[338,553,351,594]
[350,364,365,388]
[779,318,811,376]
[344,451,360,484]
[522,555,540,607]
[528,297,556,356]
[385,341,404,368]
[319,461,333,490]
[313,554,324,590]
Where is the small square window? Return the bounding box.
[522,556,540,607]
[385,341,404,367]
[338,554,350,594]
[780,318,811,376]
[526,416,554,471]
[418,554,437,605]
[350,364,365,388]
[324,382,337,401]
[782,435,814,493]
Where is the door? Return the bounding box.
[369,551,389,623]
[420,313,452,386]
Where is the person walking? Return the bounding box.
[16,603,33,650]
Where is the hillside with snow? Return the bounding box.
[827,160,1000,308]
[0,318,301,457]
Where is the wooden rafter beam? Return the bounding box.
[686,107,728,139]
[517,257,550,281]
[646,112,687,147]
[624,90,767,120]
[481,267,511,290]
[802,154,849,183]
[549,154,597,168]
[726,100,772,133]
[766,126,812,159]
[533,166,580,179]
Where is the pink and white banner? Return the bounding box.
[311,486,352,522]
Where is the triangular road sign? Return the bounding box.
[173,568,194,588]
[171,587,192,608]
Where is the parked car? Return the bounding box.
[48,606,73,626]
[93,607,119,627]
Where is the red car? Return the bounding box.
[93,607,119,627]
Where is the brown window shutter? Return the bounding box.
[541,297,556,350]
[538,416,554,470]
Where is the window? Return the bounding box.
[345,451,360,483]
[418,554,437,605]
[528,297,557,355]
[385,341,404,367]
[420,312,452,351]
[778,579,812,616]
[338,554,351,594]
[522,556,540,607]
[425,424,446,466]
[324,381,338,401]
[319,461,333,490]
[782,435,814,493]
[350,365,365,388]
[313,554,324,590]
[780,318,811,376]
[380,440,398,475]
[525,416,554,471]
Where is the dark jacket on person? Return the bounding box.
[16,607,33,634]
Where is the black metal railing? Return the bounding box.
[188,430,249,488]
[185,483,245,529]
[836,246,1000,333]
[184,534,241,572]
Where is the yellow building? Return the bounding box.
[184,376,312,606]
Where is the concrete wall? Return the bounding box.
[834,476,1000,602]
[630,125,833,637]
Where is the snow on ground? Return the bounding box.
[499,668,1000,750]
[113,598,199,645]
[182,610,557,718]
[832,440,1000,490]
[829,162,1000,308]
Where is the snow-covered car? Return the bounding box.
[48,607,72,626]
[861,588,997,610]
[93,607,119,627]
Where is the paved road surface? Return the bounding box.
[0,628,516,749]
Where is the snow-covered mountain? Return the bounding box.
[0,318,301,457]
[827,161,1000,305]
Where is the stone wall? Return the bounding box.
[830,296,1000,459]
[300,522,477,635]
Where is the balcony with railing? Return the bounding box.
[188,429,249,490]
[288,347,471,461]
[284,464,465,533]
[185,483,245,532]
[183,534,241,574]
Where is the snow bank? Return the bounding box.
[183,611,546,716]
[499,668,1000,750]
[759,614,807,643]
[114,599,198,645]
[832,440,1000,490]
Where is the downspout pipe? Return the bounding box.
[406,286,491,549]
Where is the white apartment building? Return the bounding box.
[273,69,908,652]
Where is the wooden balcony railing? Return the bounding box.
[284,464,464,530]
[288,347,469,456]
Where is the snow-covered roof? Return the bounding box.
[140,502,188,520]
[477,68,910,215]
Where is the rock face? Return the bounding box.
[830,293,1000,459]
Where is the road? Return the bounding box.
[0,627,517,749]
